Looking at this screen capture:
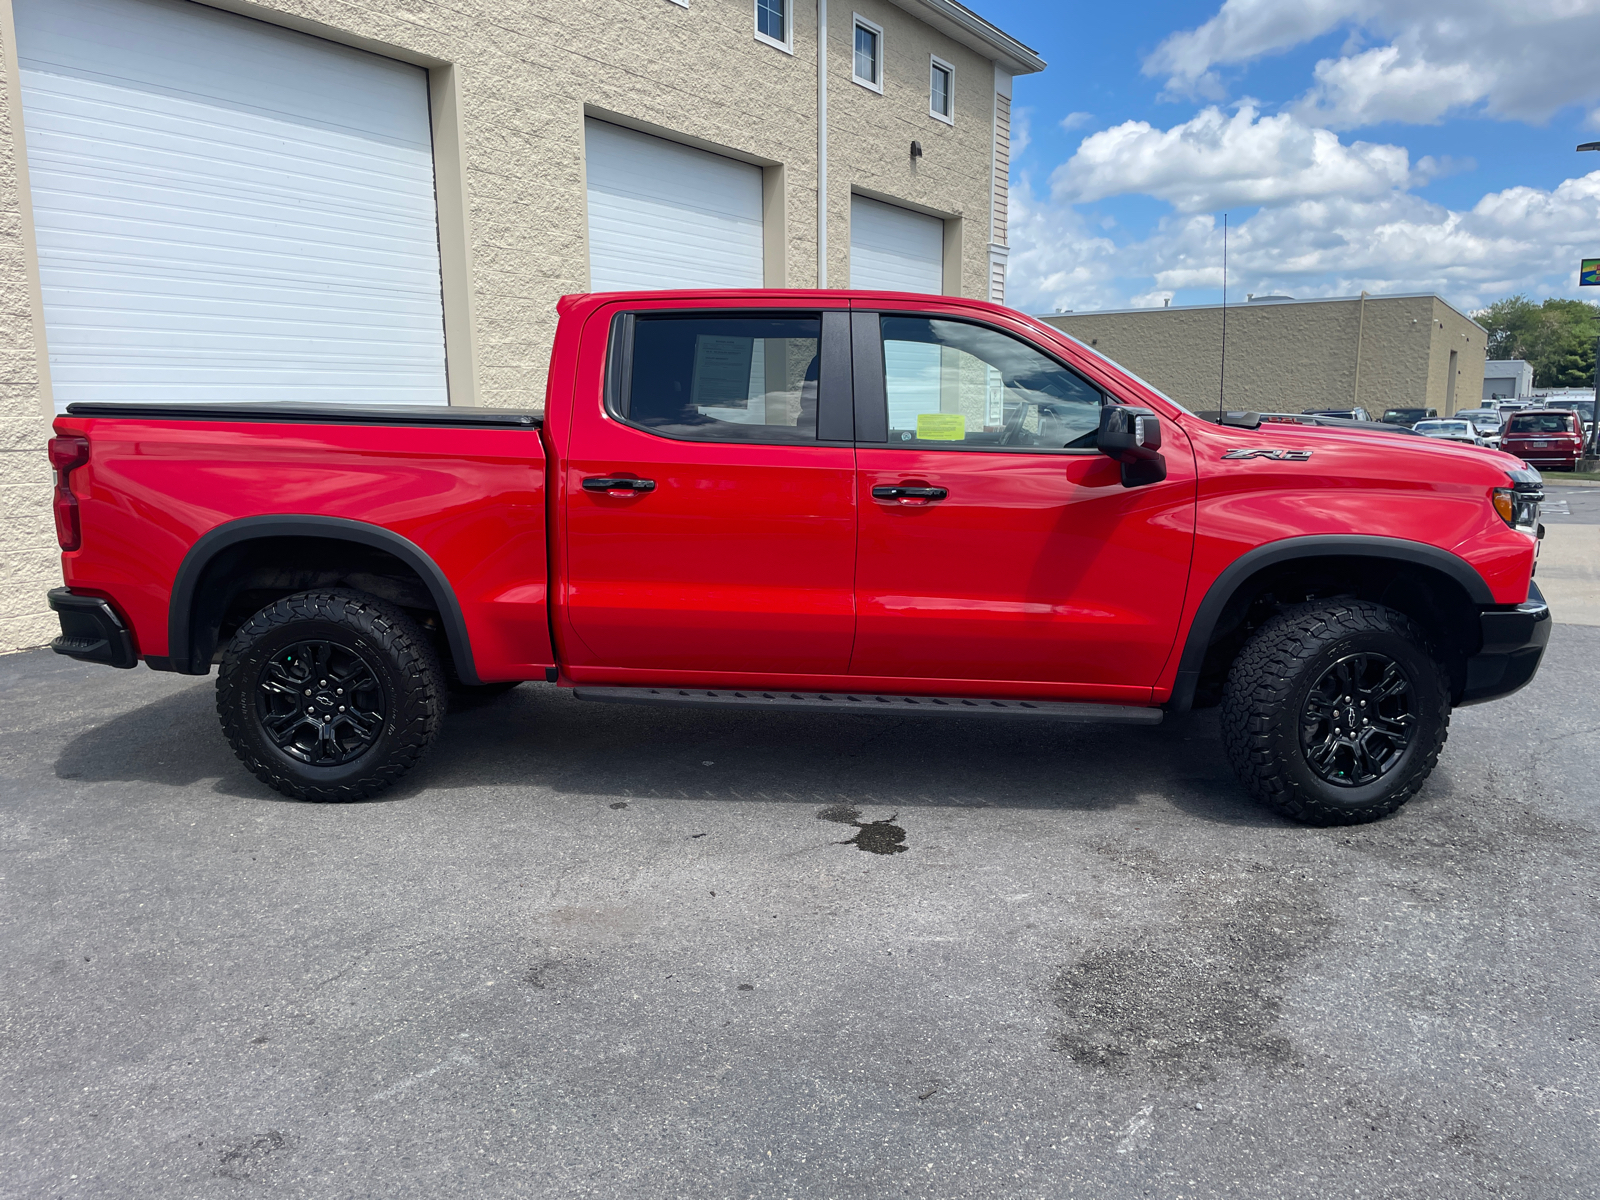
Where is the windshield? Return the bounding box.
[1046,328,1199,418]
[1507,413,1576,434]
[1383,409,1427,421]
[1550,400,1595,421]
[1416,421,1470,434]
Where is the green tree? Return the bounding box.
[1475,294,1600,387]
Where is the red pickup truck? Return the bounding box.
[45,289,1549,826]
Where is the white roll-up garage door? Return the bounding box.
[850,195,944,294]
[585,119,765,292]
[13,0,448,408]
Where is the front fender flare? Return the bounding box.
[1165,534,1494,712]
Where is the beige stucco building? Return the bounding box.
[1040,293,1487,421]
[0,0,1042,651]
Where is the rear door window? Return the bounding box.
[612,313,824,443]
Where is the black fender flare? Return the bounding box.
[1166,534,1494,712]
[166,515,479,683]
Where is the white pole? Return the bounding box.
[817,0,828,288]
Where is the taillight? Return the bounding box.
[48,435,89,551]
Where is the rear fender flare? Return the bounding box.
[167,515,479,683]
[1166,535,1494,712]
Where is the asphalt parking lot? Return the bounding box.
[3,603,1598,1198]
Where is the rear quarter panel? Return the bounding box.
[54,416,552,679]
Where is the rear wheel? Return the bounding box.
[217,589,444,801]
[1220,600,1449,825]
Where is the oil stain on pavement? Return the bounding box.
[1052,845,1333,1081]
[818,804,909,855]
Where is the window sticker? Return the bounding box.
[690,335,754,410]
[916,412,966,441]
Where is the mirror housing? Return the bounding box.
[1097,405,1167,487]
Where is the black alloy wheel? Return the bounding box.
[255,639,387,767]
[217,589,444,801]
[1220,600,1449,826]
[1299,652,1415,787]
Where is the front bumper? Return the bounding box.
[1459,580,1551,706]
[47,587,138,669]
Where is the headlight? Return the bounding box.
[1492,467,1542,533]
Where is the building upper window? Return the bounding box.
[755,0,790,52]
[929,56,953,123]
[852,15,882,92]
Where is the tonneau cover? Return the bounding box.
[63,402,541,429]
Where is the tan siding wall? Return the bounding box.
[991,92,1009,246]
[1426,299,1489,417]
[1041,296,1487,419]
[0,0,57,653]
[0,0,1009,650]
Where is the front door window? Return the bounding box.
[881,316,1105,451]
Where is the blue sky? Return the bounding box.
[977,0,1600,317]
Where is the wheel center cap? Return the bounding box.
[316,693,336,708]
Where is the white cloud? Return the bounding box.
[1050,104,1421,213]
[1058,111,1095,131]
[1147,0,1600,128]
[1005,182,1123,314]
[1146,0,1367,97]
[1010,106,1032,159]
[1008,172,1600,316]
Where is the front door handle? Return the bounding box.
[872,485,948,502]
[582,476,657,493]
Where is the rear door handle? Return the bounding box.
[872,485,948,501]
[582,476,656,493]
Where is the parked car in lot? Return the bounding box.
[1546,399,1595,448]
[1413,419,1486,446]
[44,289,1549,828]
[1303,408,1373,421]
[1453,408,1504,447]
[1381,407,1438,427]
[1500,409,1586,470]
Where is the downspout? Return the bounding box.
[1352,290,1367,410]
[817,0,827,287]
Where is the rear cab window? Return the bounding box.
[608,312,838,444]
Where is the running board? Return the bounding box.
[570,686,1162,724]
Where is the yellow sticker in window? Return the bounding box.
[916,413,966,441]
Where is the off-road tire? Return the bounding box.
[217,589,444,801]
[1220,600,1450,826]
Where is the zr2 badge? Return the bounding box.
[1222,448,1314,461]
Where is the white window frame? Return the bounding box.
[929,55,954,124]
[851,14,884,93]
[753,0,792,53]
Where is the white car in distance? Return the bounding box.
[1413,418,1487,446]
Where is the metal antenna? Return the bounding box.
[1218,213,1228,422]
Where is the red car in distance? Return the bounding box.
[1500,409,1586,471]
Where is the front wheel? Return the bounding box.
[217,589,444,801]
[1220,600,1450,825]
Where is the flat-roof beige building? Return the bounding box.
[1039,293,1486,421]
[0,0,1041,651]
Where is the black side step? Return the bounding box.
[571,687,1162,724]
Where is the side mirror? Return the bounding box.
[1097,405,1167,487]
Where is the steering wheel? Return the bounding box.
[998,401,1038,446]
